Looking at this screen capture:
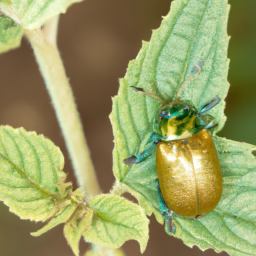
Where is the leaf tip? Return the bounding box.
[30,231,40,237]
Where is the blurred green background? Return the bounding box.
[0,0,255,255]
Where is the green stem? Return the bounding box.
[110,181,126,196]
[24,29,101,198]
[90,244,126,256]
[42,15,59,46]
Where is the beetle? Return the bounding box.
[123,61,223,233]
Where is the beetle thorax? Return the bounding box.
[159,102,198,141]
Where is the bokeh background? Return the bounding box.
[0,0,256,255]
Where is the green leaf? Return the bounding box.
[0,16,22,53]
[0,126,93,253]
[109,0,256,254]
[173,137,256,256]
[64,208,93,256]
[110,0,230,221]
[0,126,66,221]
[0,0,83,29]
[83,194,149,253]
[84,246,125,256]
[121,161,163,224]
[31,203,77,236]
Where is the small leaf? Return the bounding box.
[0,126,92,254]
[0,126,66,221]
[83,194,149,253]
[31,203,77,236]
[0,16,22,53]
[0,0,83,29]
[57,181,73,197]
[64,208,93,256]
[110,0,230,223]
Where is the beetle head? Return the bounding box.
[159,103,193,123]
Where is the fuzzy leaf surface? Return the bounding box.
[110,0,230,219]
[173,137,256,256]
[31,203,77,236]
[0,126,66,221]
[0,0,83,29]
[83,194,149,253]
[84,247,125,256]
[109,0,256,255]
[64,208,93,256]
[0,16,22,53]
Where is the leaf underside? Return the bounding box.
[64,207,93,256]
[84,194,149,253]
[0,126,65,221]
[110,0,256,255]
[0,126,94,255]
[0,0,83,29]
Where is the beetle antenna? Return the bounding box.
[175,60,204,100]
[130,86,164,104]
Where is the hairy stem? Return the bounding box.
[90,244,125,256]
[24,29,101,198]
[110,181,126,196]
[42,15,60,46]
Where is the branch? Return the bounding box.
[24,28,101,198]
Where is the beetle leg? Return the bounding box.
[134,141,159,164]
[198,114,218,130]
[187,116,208,136]
[204,120,218,130]
[145,132,160,145]
[123,137,162,165]
[195,115,218,131]
[195,214,204,219]
[156,179,176,234]
[199,96,220,114]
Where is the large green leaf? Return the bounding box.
[0,0,83,29]
[83,194,149,253]
[109,0,256,254]
[0,126,94,254]
[0,126,66,221]
[0,16,22,53]
[110,0,230,219]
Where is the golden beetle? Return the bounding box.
[123,61,223,233]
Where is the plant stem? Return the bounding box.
[24,29,101,198]
[110,181,126,196]
[42,15,59,46]
[90,244,126,256]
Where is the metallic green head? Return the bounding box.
[159,102,198,141]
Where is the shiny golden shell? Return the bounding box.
[156,130,222,218]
